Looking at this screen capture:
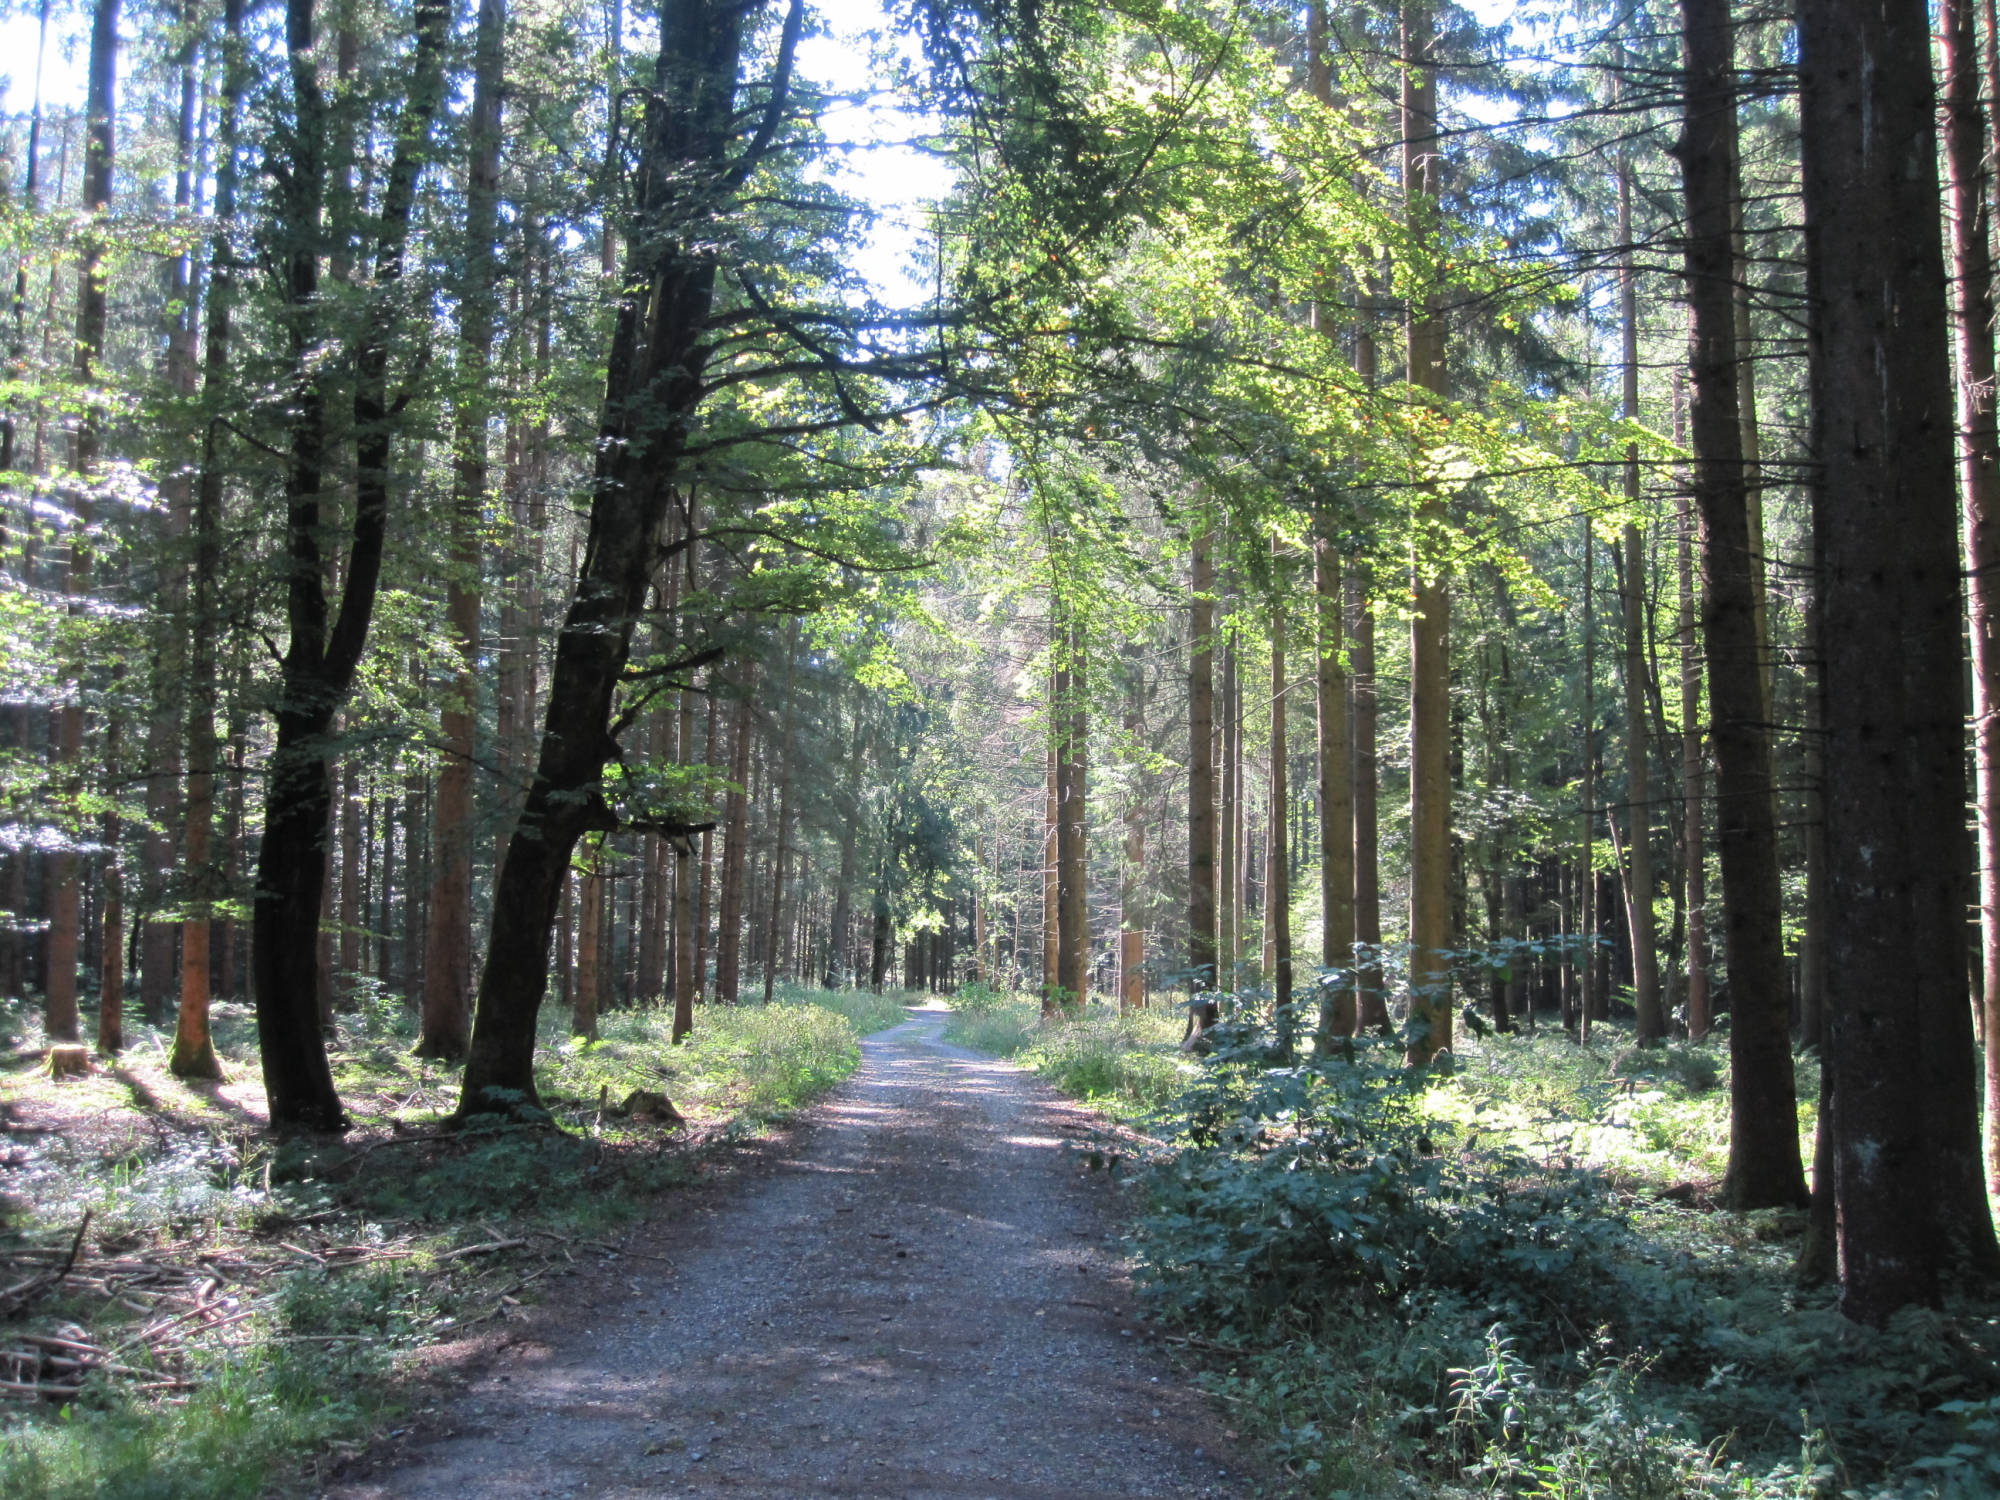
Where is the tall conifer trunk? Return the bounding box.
[170,0,242,1084]
[1942,0,2000,1209]
[418,0,506,1061]
[1681,0,1805,1205]
[1403,0,1452,1064]
[1187,529,1218,1034]
[1055,618,1088,1008]
[1618,137,1663,1044]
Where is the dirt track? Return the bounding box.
[324,1007,1254,1499]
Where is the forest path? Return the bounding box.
[324,1007,1252,1500]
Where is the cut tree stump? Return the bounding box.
[43,1046,92,1080]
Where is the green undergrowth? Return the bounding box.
[1130,1006,1999,1499]
[942,982,1195,1119]
[0,983,910,1500]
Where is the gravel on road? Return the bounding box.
[323,1007,1257,1500]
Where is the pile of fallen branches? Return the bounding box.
[2,1214,668,1404]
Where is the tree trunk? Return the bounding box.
[1403,0,1452,1066]
[1679,0,1807,1207]
[761,620,801,1009]
[44,0,119,1048]
[1218,624,1238,989]
[827,702,866,986]
[716,678,755,1005]
[1942,0,2000,1219]
[1619,140,1663,1044]
[1315,516,1355,1043]
[1187,528,1219,1035]
[418,0,506,1061]
[1678,430,1710,1042]
[1579,521,1596,1045]
[143,11,202,1027]
[1350,568,1386,1029]
[257,0,449,1130]
[1055,619,1088,1008]
[454,0,808,1116]
[1801,0,1975,1313]
[574,845,603,1041]
[1267,550,1293,1046]
[1121,649,1146,1011]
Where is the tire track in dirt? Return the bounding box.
[325,1008,1254,1499]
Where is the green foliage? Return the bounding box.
[1134,1014,1999,1498]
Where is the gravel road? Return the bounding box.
[325,1007,1254,1500]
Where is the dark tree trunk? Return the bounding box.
[254,0,449,1129]
[1801,0,1997,1315]
[1677,0,1807,1207]
[456,1,805,1113]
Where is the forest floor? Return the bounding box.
[321,1003,1253,1500]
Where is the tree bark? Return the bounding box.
[1267,548,1293,1046]
[716,677,755,1005]
[1942,0,2000,1219]
[1055,618,1088,1008]
[1677,429,1710,1042]
[1121,649,1146,1011]
[45,0,119,1047]
[418,0,506,1061]
[1403,0,1452,1065]
[826,703,866,986]
[1186,528,1219,1035]
[256,0,449,1130]
[1679,0,1807,1207]
[173,33,237,1076]
[761,619,801,1009]
[1349,568,1386,1029]
[455,0,803,1115]
[1618,141,1664,1044]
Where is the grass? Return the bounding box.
[0,980,912,1499]
[940,984,1195,1120]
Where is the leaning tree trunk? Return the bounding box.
[418,0,506,1062]
[454,0,804,1116]
[1678,0,1807,1208]
[255,0,449,1130]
